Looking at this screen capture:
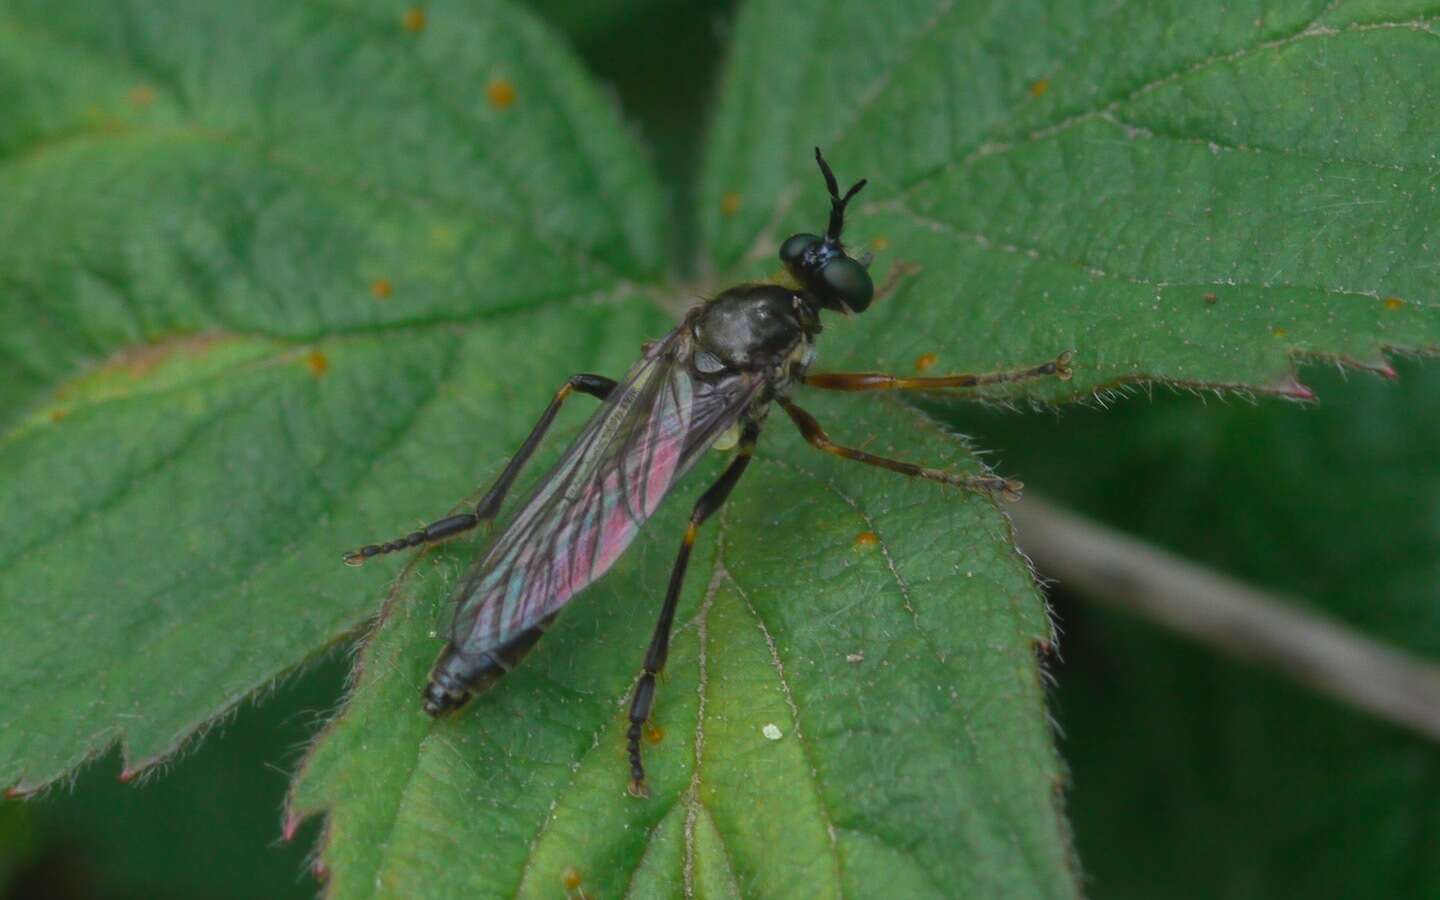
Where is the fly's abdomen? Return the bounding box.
[422,613,557,716]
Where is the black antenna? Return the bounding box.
[815,147,867,242]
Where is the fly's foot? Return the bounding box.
[341,531,425,567]
[341,513,480,567]
[935,471,1023,501]
[1052,350,1074,381]
[626,719,652,798]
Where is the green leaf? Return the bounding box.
[951,356,1440,897]
[16,657,346,900]
[0,0,1072,896]
[287,395,1071,898]
[7,0,1439,895]
[0,0,665,789]
[701,0,1440,396]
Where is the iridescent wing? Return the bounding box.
[449,327,763,656]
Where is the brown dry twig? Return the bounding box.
[1009,496,1440,743]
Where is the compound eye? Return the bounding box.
[779,232,822,266]
[819,256,874,312]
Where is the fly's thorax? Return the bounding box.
[691,284,817,375]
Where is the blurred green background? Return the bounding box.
[5,1,1436,897]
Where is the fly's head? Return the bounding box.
[780,147,874,315]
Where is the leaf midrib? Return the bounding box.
[0,285,645,451]
[898,14,1440,189]
[875,199,1428,305]
[754,424,1048,892]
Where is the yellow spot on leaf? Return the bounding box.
[853,531,879,550]
[914,352,937,372]
[370,277,393,299]
[1030,78,1050,97]
[720,191,742,217]
[1384,296,1404,310]
[486,78,516,110]
[402,7,426,33]
[49,408,70,423]
[1272,326,1288,337]
[646,723,664,744]
[871,235,890,251]
[561,866,583,891]
[128,85,155,107]
[305,350,330,377]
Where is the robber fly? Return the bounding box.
[344,149,1072,797]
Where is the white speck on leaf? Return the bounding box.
[762,723,783,741]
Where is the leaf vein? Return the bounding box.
[887,15,1440,199]
[724,571,848,896]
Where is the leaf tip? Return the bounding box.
[1271,376,1316,401]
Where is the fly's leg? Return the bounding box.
[777,396,1023,501]
[341,511,482,567]
[343,373,618,565]
[802,351,1073,392]
[626,422,759,798]
[463,374,617,522]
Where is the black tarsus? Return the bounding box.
[815,147,867,242]
[343,373,618,565]
[625,421,760,797]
